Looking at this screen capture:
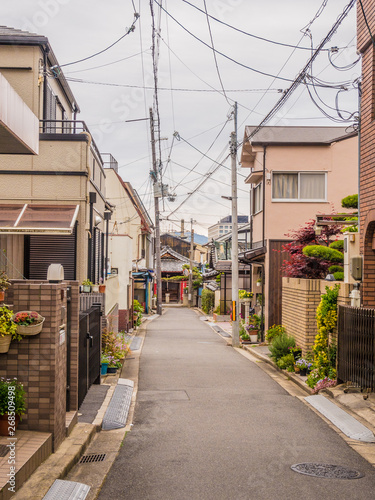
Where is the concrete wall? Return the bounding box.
[282,277,353,353]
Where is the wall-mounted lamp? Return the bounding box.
[94,215,102,227]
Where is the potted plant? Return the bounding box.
[239,289,253,302]
[245,314,261,342]
[101,353,110,375]
[256,278,262,287]
[107,355,117,374]
[99,279,106,294]
[288,346,302,361]
[82,279,92,293]
[0,377,26,436]
[12,311,45,336]
[0,271,11,302]
[295,358,313,376]
[0,306,21,353]
[92,283,99,293]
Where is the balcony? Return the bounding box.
[0,73,39,154]
[39,119,103,166]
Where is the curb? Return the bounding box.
[243,344,313,395]
[13,423,98,500]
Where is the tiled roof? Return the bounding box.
[0,26,47,43]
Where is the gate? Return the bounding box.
[78,304,102,407]
[337,305,375,391]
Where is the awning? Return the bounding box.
[215,260,251,272]
[0,204,79,235]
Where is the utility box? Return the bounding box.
[343,233,360,283]
[350,256,363,281]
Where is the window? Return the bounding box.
[272,172,326,201]
[253,182,263,213]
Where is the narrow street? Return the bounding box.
[98,308,375,500]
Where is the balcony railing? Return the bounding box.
[39,119,103,165]
[102,153,118,172]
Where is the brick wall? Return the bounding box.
[282,278,353,353]
[358,0,375,306]
[0,281,79,450]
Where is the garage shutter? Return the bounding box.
[26,230,76,280]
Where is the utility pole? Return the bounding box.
[188,219,194,307]
[231,102,240,347]
[150,108,162,315]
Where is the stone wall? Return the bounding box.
[282,278,353,353]
[0,280,79,450]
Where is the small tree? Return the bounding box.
[281,219,342,279]
[201,289,215,314]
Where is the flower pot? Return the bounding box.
[83,285,91,293]
[294,365,300,374]
[0,414,20,436]
[12,312,45,336]
[92,285,99,293]
[101,363,108,375]
[99,284,106,293]
[292,350,302,361]
[0,335,11,353]
[249,334,258,343]
[299,368,308,376]
[107,366,117,374]
[242,298,252,303]
[0,291,4,302]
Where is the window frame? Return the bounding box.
[253,182,263,214]
[271,171,327,202]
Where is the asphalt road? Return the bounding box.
[98,307,375,500]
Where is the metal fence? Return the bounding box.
[337,305,375,391]
[78,304,102,407]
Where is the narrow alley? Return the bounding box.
[97,308,375,500]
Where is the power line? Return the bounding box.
[64,50,149,74]
[181,0,350,53]
[51,13,140,70]
[244,0,357,143]
[153,0,350,87]
[358,0,375,47]
[202,0,231,105]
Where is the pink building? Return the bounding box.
[240,126,358,330]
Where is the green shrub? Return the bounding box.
[201,289,215,314]
[213,305,220,314]
[328,265,343,274]
[269,333,296,362]
[333,271,344,281]
[341,194,358,209]
[302,245,344,263]
[265,324,286,344]
[276,353,295,372]
[329,240,344,250]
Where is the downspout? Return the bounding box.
[42,45,50,132]
[262,146,267,248]
[261,145,267,341]
[104,210,112,280]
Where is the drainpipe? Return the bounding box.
[104,210,112,279]
[42,45,50,132]
[262,146,267,248]
[88,192,96,282]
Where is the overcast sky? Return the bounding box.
[2,1,359,236]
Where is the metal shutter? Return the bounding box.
[27,232,76,280]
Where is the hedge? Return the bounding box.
[302,245,344,263]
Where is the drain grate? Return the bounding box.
[102,379,134,430]
[129,337,142,351]
[0,444,9,457]
[42,480,90,499]
[79,453,106,464]
[291,463,364,479]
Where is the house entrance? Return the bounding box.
[162,281,180,303]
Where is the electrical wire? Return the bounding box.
[328,48,361,71]
[358,0,375,47]
[64,50,149,74]
[202,0,231,105]
[242,0,356,144]
[152,0,340,87]
[51,13,140,70]
[180,0,352,52]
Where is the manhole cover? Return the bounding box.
[79,453,106,464]
[0,444,9,457]
[42,480,90,499]
[291,463,364,479]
